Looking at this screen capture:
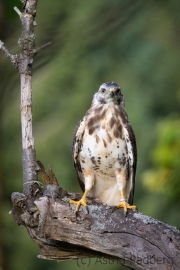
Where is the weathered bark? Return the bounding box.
[11,183,180,270]
[18,1,38,196]
[0,1,38,197]
[0,1,50,197]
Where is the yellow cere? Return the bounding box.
[109,88,115,92]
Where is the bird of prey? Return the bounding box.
[70,82,137,214]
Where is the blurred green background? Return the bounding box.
[0,0,180,269]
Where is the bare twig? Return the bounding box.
[33,42,51,56]
[0,41,19,69]
[0,41,13,59]
[14,6,22,17]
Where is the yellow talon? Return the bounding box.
[116,190,136,214]
[70,189,88,212]
[69,198,87,212]
[116,200,136,214]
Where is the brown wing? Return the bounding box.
[124,122,137,205]
[72,119,86,192]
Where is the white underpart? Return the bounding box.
[79,104,131,206]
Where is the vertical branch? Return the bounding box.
[16,2,38,196]
[21,75,34,150]
[21,74,37,196]
[0,1,51,196]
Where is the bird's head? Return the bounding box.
[92,82,124,106]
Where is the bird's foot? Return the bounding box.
[113,199,136,216]
[69,197,87,212]
[69,189,89,214]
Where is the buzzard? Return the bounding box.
[70,82,137,214]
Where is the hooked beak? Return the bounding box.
[109,88,115,97]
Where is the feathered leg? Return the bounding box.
[114,169,136,215]
[70,169,94,213]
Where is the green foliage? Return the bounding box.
[143,115,180,203]
[1,0,180,269]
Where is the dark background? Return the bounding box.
[0,1,180,269]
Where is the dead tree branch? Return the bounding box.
[0,0,50,197]
[11,182,180,270]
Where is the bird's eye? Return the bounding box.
[101,88,106,93]
[116,89,120,94]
